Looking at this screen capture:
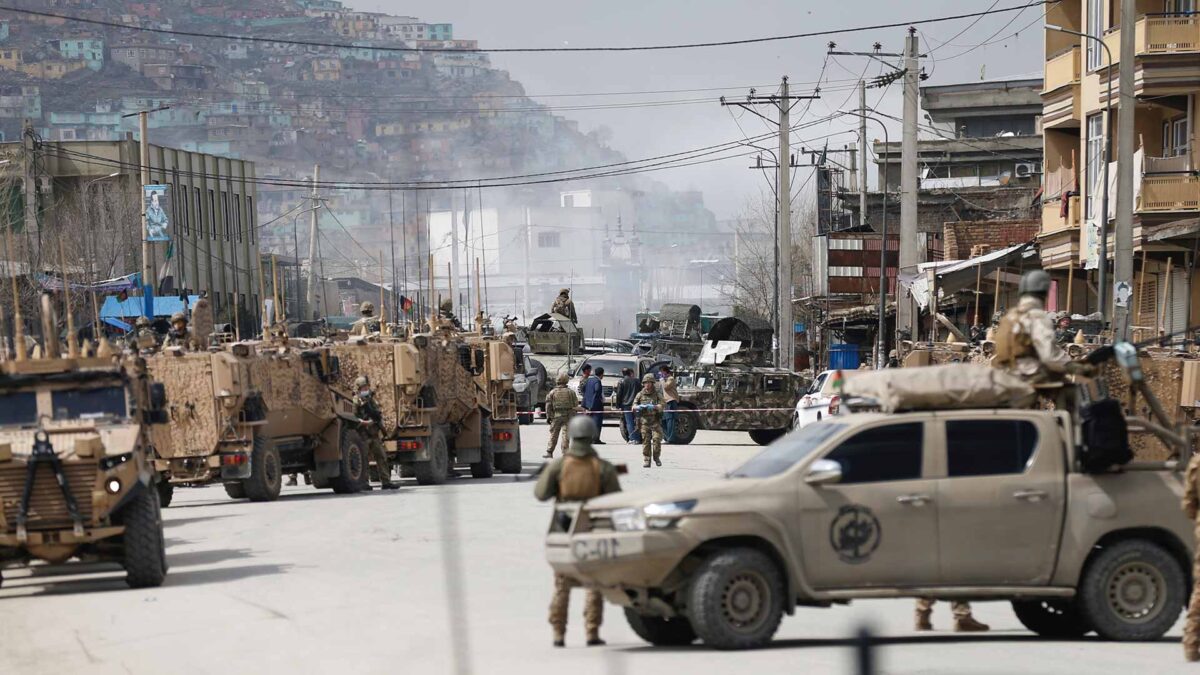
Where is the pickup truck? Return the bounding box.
[546,408,1192,649]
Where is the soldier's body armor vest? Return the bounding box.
[993,308,1035,368]
[547,387,575,416]
[558,455,602,501]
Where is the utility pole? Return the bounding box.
[305,164,320,321]
[898,28,920,341]
[522,206,532,321]
[1111,0,1136,340]
[450,193,461,316]
[21,120,36,249]
[138,111,154,316]
[858,82,869,228]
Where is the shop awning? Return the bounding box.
[901,241,1038,312]
[100,294,200,319]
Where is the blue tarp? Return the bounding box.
[828,343,861,370]
[100,295,200,320]
[103,317,132,331]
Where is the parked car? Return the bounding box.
[584,338,635,354]
[794,369,855,429]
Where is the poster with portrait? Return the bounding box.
[144,184,171,242]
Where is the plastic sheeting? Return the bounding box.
[842,363,1035,412]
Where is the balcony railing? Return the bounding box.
[1101,14,1200,64]
[1139,173,1200,212]
[1043,47,1081,92]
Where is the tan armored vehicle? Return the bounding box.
[330,326,523,485]
[148,341,370,502]
[0,338,169,588]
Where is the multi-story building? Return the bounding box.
[110,43,178,71]
[57,38,104,70]
[1040,0,1198,331]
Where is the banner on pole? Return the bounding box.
[144,184,171,242]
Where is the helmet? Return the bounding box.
[642,373,656,384]
[360,301,375,316]
[354,376,369,388]
[440,299,454,312]
[170,312,186,324]
[135,316,150,328]
[567,415,596,441]
[556,373,570,385]
[888,349,898,359]
[558,288,570,296]
[1017,270,1051,297]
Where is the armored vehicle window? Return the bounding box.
[825,423,923,484]
[730,423,845,478]
[763,376,783,392]
[51,386,128,420]
[946,419,1039,477]
[0,391,38,425]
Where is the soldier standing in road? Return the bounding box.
[354,376,399,490]
[350,301,380,336]
[914,598,989,633]
[992,270,1092,384]
[660,365,679,443]
[543,374,578,458]
[551,288,578,324]
[1181,449,1200,661]
[535,416,621,647]
[633,373,665,468]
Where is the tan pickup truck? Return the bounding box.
[546,409,1192,649]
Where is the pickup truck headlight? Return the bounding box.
[612,500,697,531]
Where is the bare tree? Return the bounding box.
[720,191,815,321]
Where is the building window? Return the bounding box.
[194,187,203,238]
[1085,113,1104,220]
[222,192,230,240]
[537,232,560,248]
[1163,117,1190,158]
[234,195,242,243]
[246,196,254,243]
[208,189,217,240]
[1087,0,1105,70]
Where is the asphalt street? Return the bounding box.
[0,423,1194,674]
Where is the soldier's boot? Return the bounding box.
[286,474,298,486]
[643,457,651,468]
[954,616,990,632]
[1186,643,1200,663]
[544,450,555,459]
[914,610,933,631]
[654,456,662,467]
[586,634,606,647]
[381,482,400,490]
[552,632,565,648]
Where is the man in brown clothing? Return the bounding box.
[660,365,679,443]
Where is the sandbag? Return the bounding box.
[842,363,1036,412]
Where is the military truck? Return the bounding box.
[330,326,523,485]
[148,341,371,502]
[671,317,807,445]
[0,332,169,588]
[523,313,583,356]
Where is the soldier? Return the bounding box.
[1182,449,1200,661]
[350,301,380,336]
[551,288,578,324]
[126,316,157,352]
[164,312,190,348]
[543,374,579,458]
[992,270,1093,384]
[915,599,989,633]
[633,373,665,468]
[439,299,462,330]
[353,376,399,490]
[534,416,622,647]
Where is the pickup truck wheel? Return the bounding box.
[624,608,697,646]
[1078,539,1185,641]
[155,480,174,508]
[330,427,368,494]
[414,427,450,485]
[748,429,786,446]
[687,548,785,649]
[1011,599,1091,638]
[242,435,282,502]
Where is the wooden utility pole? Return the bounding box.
[305,164,321,321]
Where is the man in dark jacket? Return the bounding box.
[582,367,606,444]
[614,367,642,444]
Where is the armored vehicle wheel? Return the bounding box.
[155,480,174,508]
[119,486,168,589]
[243,436,282,502]
[223,482,247,500]
[686,548,785,650]
[1011,599,1091,638]
[330,426,369,494]
[672,409,698,445]
[619,416,631,442]
[470,416,495,479]
[414,426,451,485]
[495,428,522,474]
[1077,538,1185,641]
[624,608,697,646]
[748,429,786,446]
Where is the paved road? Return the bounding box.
[1,424,1193,674]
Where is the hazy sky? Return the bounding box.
[360,1,1045,219]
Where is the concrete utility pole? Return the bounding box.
[1111,0,1136,340]
[898,28,920,341]
[522,206,532,321]
[305,164,320,321]
[21,120,36,248]
[450,194,461,315]
[858,81,869,229]
[777,76,794,370]
[138,111,155,317]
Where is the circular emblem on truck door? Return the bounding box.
[829,504,881,564]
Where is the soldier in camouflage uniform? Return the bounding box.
[126,316,157,353]
[354,376,399,490]
[350,301,380,336]
[164,312,191,349]
[992,271,1093,384]
[543,373,579,458]
[535,416,622,647]
[551,288,578,324]
[914,598,988,632]
[633,373,665,468]
[1182,450,1200,661]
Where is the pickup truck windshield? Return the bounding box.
[0,391,38,426]
[51,386,128,421]
[730,423,846,478]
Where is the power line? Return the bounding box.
[0,2,1058,54]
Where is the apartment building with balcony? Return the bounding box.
[1041,0,1198,331]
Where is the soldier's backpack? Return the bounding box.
[558,454,602,501]
[1078,396,1133,472]
[993,309,1034,368]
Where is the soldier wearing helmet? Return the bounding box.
[993,270,1092,383]
[534,415,622,647]
[550,288,578,324]
[632,373,665,468]
[164,311,191,349]
[353,374,398,490]
[350,301,380,336]
[542,372,579,458]
[126,315,157,352]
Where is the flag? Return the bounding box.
[831,369,845,393]
[400,295,414,313]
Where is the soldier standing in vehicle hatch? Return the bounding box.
[354,376,399,490]
[633,373,665,468]
[543,373,579,458]
[992,270,1093,384]
[535,416,621,647]
[551,288,578,324]
[350,301,380,336]
[1181,449,1200,661]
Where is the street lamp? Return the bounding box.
[839,110,890,369]
[1047,23,1113,322]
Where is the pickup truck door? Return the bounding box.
[797,420,940,589]
[933,416,1065,585]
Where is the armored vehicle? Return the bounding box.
[148,341,371,502]
[0,336,169,588]
[672,317,806,445]
[524,313,583,356]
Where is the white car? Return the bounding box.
[793,369,853,429]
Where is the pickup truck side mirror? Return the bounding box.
[805,459,843,486]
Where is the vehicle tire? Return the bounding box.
[1011,599,1091,638]
[414,426,451,485]
[119,485,168,589]
[518,412,533,425]
[686,548,785,649]
[1077,539,1186,641]
[495,428,522,474]
[242,435,282,502]
[748,429,786,446]
[624,608,697,646]
[672,409,698,445]
[470,416,496,479]
[330,426,369,494]
[155,480,174,509]
[223,482,246,500]
[619,415,631,442]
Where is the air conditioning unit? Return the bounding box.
[1014,162,1041,178]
